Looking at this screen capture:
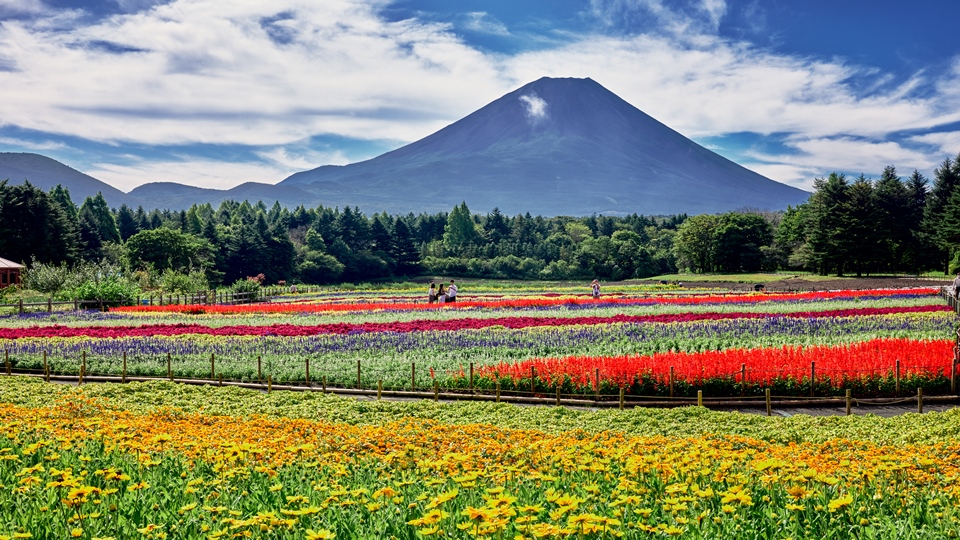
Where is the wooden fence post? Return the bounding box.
[210,354,215,380]
[918,387,923,414]
[47,298,52,313]
[356,359,361,389]
[18,299,23,315]
[895,359,901,396]
[765,388,771,416]
[257,356,262,382]
[167,353,172,381]
[469,362,474,390]
[218,374,223,387]
[433,379,439,401]
[4,349,8,376]
[810,361,815,397]
[411,363,416,391]
[496,380,501,403]
[122,351,126,384]
[669,366,675,398]
[594,368,600,400]
[43,350,49,382]
[740,363,746,396]
[530,366,536,395]
[619,387,625,410]
[845,389,851,416]
[305,359,310,385]
[378,380,382,400]
[268,375,272,393]
[555,385,561,406]
[80,351,86,385]
[322,375,327,392]
[697,390,703,407]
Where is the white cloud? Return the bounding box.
[0,137,66,151]
[504,35,960,140]
[463,12,509,36]
[519,93,547,123]
[912,131,960,157]
[0,0,510,146]
[257,147,353,170]
[742,137,938,189]
[0,0,46,17]
[87,158,293,191]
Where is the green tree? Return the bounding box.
[0,181,78,264]
[443,202,480,252]
[391,218,421,275]
[807,173,852,275]
[125,227,213,273]
[79,193,120,244]
[673,214,720,273]
[873,166,909,271]
[713,213,772,273]
[116,204,140,241]
[922,156,960,274]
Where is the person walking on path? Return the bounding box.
[447,280,458,303]
[591,279,601,299]
[428,282,437,304]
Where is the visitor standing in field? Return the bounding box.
[447,280,458,303]
[591,279,600,299]
[953,273,960,297]
[437,283,446,304]
[428,282,437,303]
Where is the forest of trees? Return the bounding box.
[2,152,960,293]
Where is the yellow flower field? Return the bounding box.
[0,382,958,539]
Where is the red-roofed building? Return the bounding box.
[0,258,24,289]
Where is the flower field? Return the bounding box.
[0,285,956,399]
[0,377,959,539]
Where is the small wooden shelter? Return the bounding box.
[0,257,24,289]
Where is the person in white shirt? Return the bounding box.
[428,282,437,303]
[447,280,458,303]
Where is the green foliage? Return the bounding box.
[20,259,71,295]
[72,276,140,306]
[159,268,210,294]
[228,277,262,302]
[126,227,213,275]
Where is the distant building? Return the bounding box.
[0,257,24,289]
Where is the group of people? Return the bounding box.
[429,279,606,302]
[428,279,458,304]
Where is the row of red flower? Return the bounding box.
[467,337,953,391]
[111,287,937,314]
[1,304,948,339]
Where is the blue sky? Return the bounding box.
[1,0,960,192]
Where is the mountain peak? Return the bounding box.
[280,77,807,215]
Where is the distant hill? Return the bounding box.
[0,77,809,215]
[0,153,132,205]
[281,77,809,215]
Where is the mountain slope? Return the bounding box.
[0,153,132,205]
[282,77,808,215]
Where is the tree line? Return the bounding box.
[1,153,959,293]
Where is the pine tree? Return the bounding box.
[78,193,120,244]
[116,204,140,241]
[923,157,960,273]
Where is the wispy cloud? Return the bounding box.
[0,0,47,17]
[462,12,509,36]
